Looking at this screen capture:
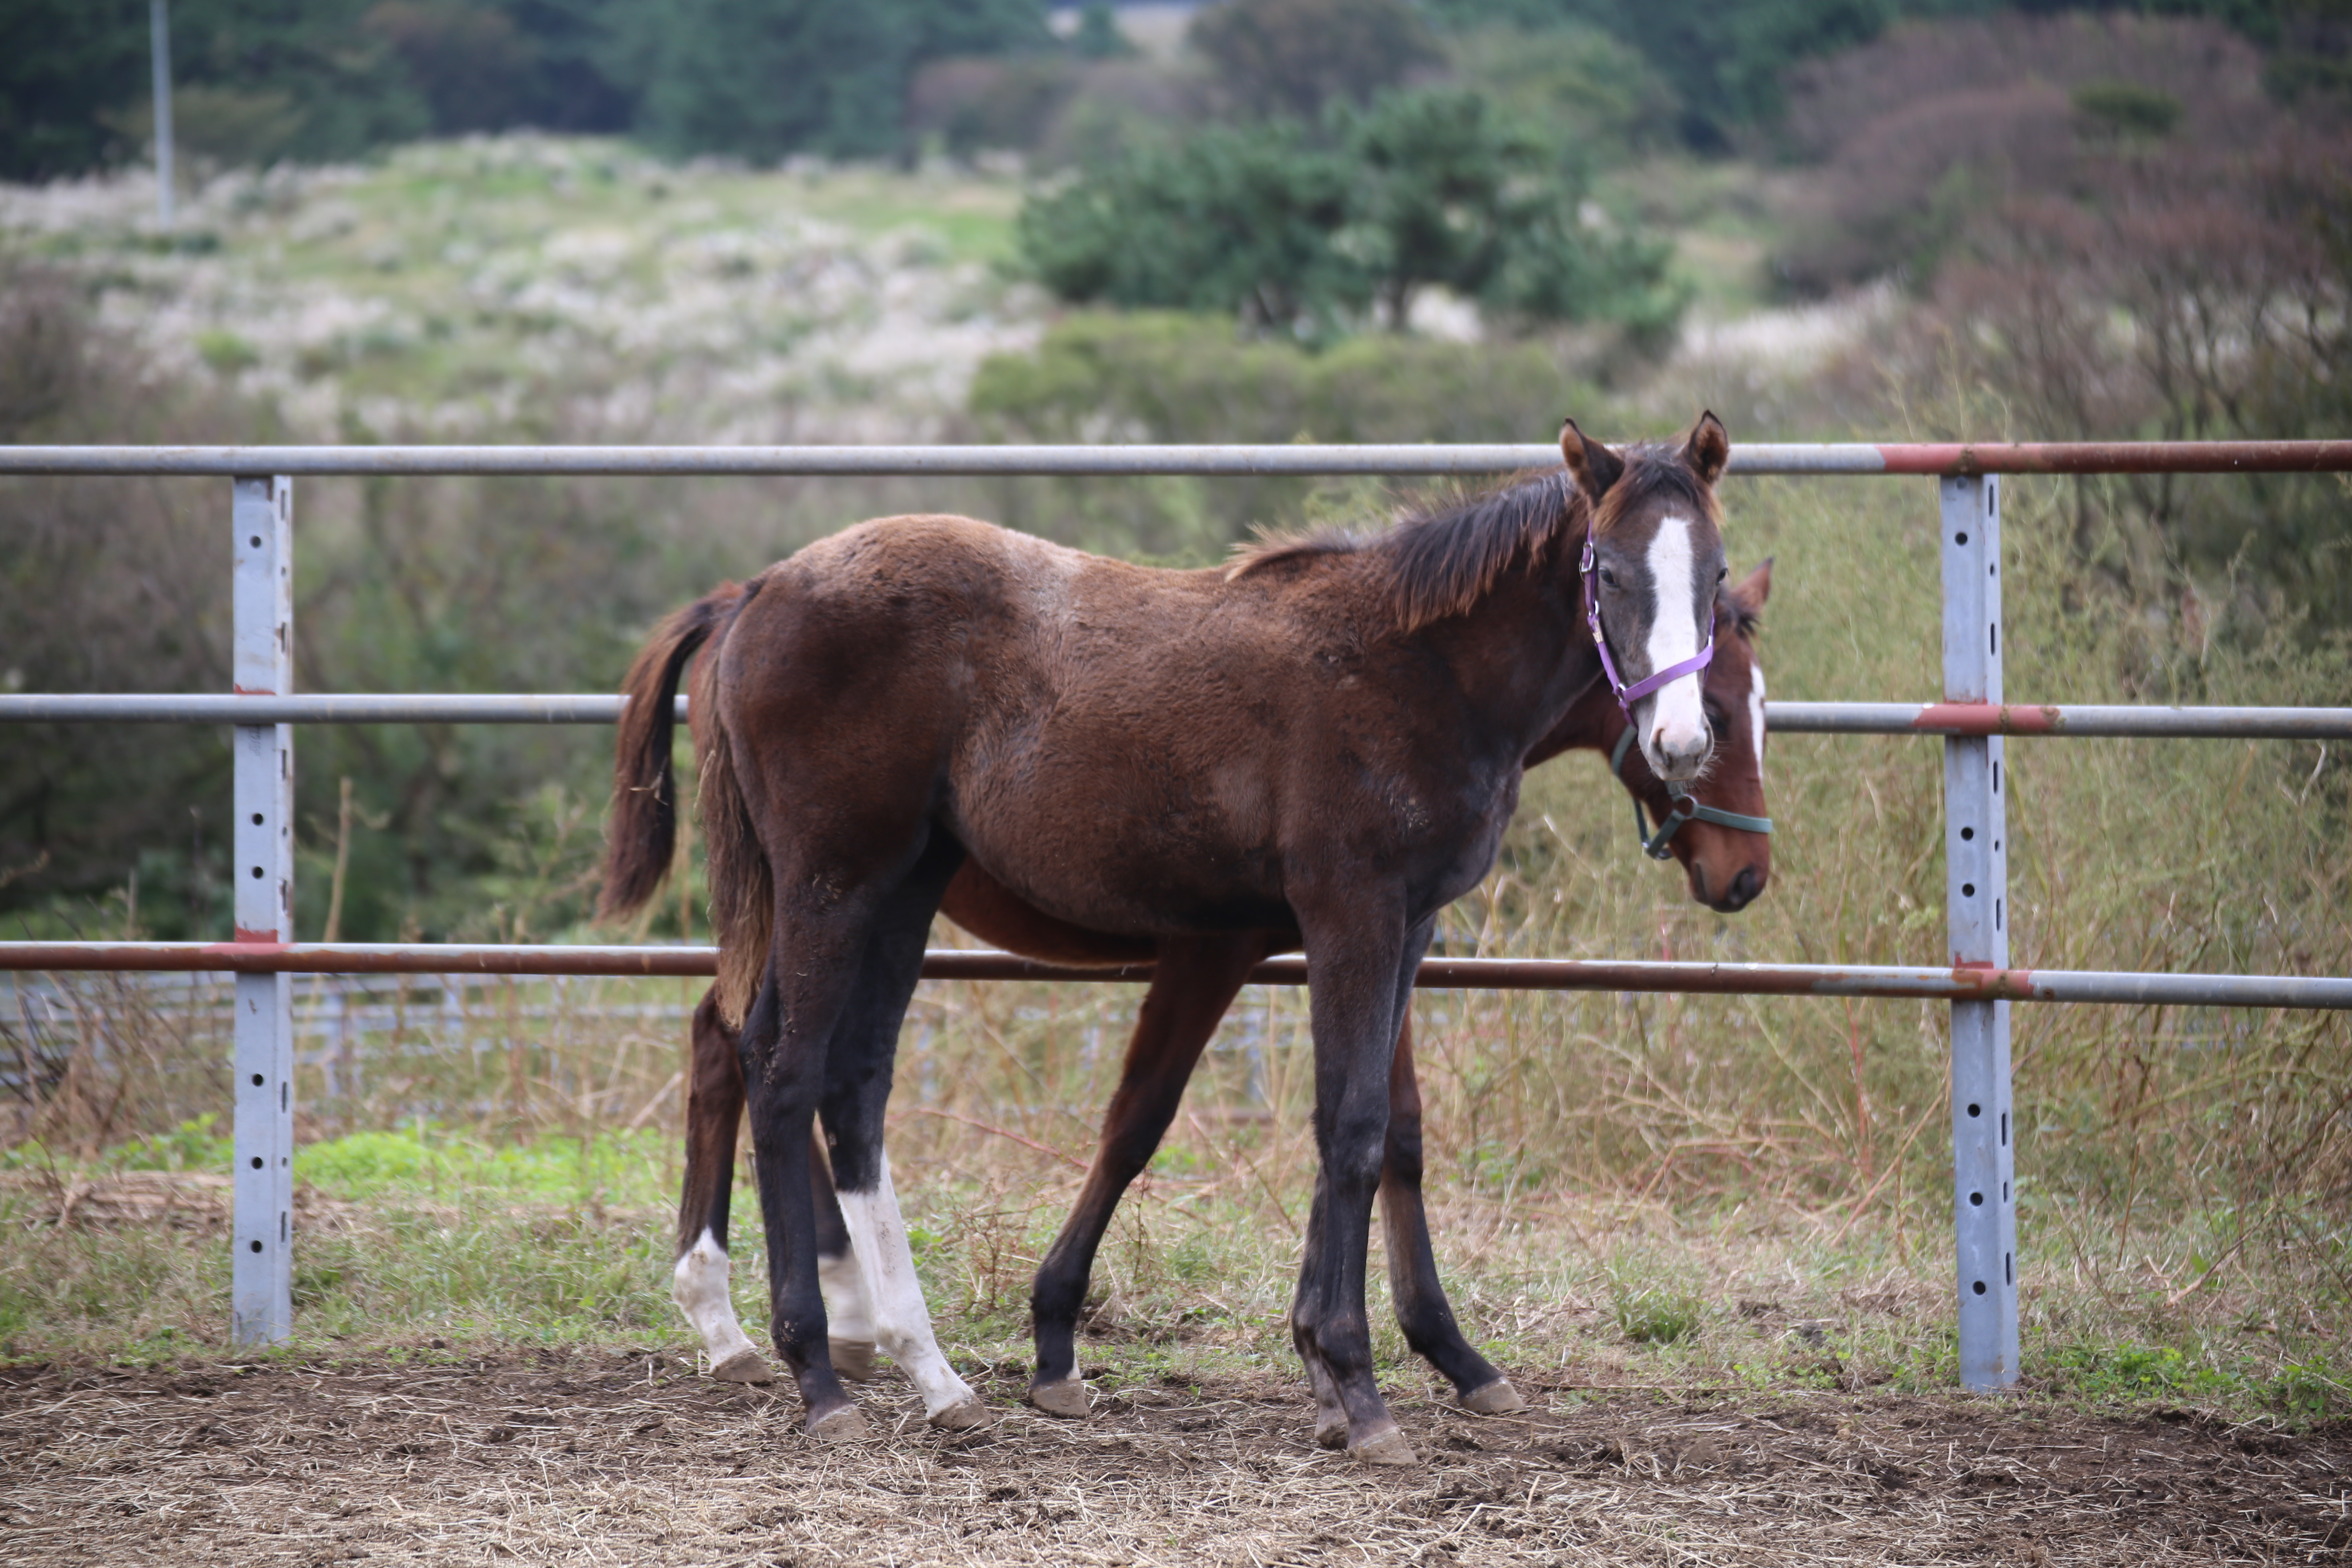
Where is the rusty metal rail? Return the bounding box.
[3,439,2351,478]
[5,942,2349,1009]
[5,694,2348,739]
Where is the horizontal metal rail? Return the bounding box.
[1766,702,2352,739]
[4,440,2351,478]
[6,693,2348,739]
[0,694,666,724]
[4,943,2347,1008]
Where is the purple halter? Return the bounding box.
[1582,533,1715,722]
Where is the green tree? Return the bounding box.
[1069,2,1138,59]
[1419,0,1896,143]
[0,0,147,181]
[1018,88,1682,341]
[621,0,1049,161]
[1020,122,1367,333]
[1340,87,1680,334]
[1187,0,1439,119]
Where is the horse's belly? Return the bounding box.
[949,791,1290,939]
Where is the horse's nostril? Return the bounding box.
[1730,867,1762,906]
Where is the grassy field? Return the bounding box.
[3,135,2348,1565]
[6,461,2346,1424]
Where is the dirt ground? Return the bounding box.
[2,1351,2347,1567]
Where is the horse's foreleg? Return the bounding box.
[673,990,771,1383]
[1379,1016,1523,1414]
[1028,932,1267,1417]
[1290,902,1430,1468]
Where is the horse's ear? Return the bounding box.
[1560,418,1625,501]
[1730,556,1773,617]
[1682,410,1730,486]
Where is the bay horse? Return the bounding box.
[601,417,1737,1463]
[639,557,1771,1428]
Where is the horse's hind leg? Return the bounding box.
[673,991,771,1383]
[820,830,987,1430]
[1028,932,1267,1417]
[809,1138,882,1382]
[1380,1016,1523,1415]
[671,991,881,1386]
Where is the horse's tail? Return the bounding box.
[598,581,746,926]
[697,655,771,1028]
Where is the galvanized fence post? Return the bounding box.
[231,475,295,1343]
[1941,474,2018,1388]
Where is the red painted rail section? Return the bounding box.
[5,943,2348,1009]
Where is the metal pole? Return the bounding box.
[1942,474,2018,1389]
[150,0,174,232]
[231,477,294,1343]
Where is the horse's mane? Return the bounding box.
[1226,444,1717,633]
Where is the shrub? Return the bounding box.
[1018,87,1683,341]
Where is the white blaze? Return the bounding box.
[1642,516,1711,777]
[1749,659,1768,771]
[835,1152,980,1420]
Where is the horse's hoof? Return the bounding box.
[829,1338,880,1383]
[928,1395,991,1432]
[1349,1426,1419,1467]
[806,1404,871,1443]
[1459,1377,1525,1416]
[1313,1418,1349,1451]
[710,1349,774,1385]
[1027,1376,1089,1419]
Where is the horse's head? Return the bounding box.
[1602,560,1774,913]
[1560,412,1731,784]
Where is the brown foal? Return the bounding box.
[602,418,1743,1463]
[660,568,1772,1421]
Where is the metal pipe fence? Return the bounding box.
[2,439,2348,1378]
[4,693,2350,737]
[9,942,2352,1009]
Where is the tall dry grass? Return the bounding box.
[5,463,2347,1381]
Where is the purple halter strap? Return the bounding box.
[1582,534,1715,721]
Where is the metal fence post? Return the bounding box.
[1941,474,2018,1389]
[232,475,294,1343]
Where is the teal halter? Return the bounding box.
[1610,726,1774,861]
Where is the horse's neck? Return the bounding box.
[1422,562,1598,760]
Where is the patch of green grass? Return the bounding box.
[1613,1284,1706,1346]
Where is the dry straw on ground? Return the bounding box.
[4,1350,2348,1566]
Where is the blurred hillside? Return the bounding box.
[0,0,2347,946]
[12,1,2346,178]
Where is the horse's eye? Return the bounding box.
[1717,565,1728,583]
[1599,567,1618,588]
